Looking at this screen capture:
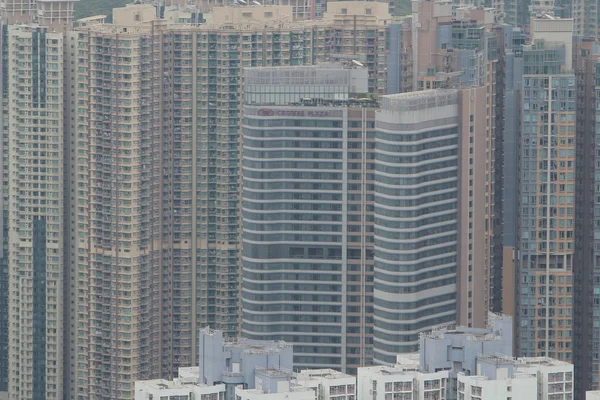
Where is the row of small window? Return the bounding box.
[243,139,349,149]
[523,149,575,158]
[521,196,574,205]
[521,242,573,251]
[522,183,574,193]
[523,77,575,88]
[523,113,575,123]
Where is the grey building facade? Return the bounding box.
[373,86,495,365]
[373,90,461,364]
[241,64,375,374]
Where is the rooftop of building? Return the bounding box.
[379,89,459,112]
[422,325,503,341]
[477,354,572,370]
[477,353,515,365]
[256,366,294,378]
[418,312,511,341]
[177,366,200,380]
[396,352,420,368]
[136,379,222,391]
[457,371,535,382]
[74,1,391,33]
[295,368,354,380]
[515,357,573,368]
[282,96,379,109]
[226,337,293,352]
[360,365,421,376]
[587,391,600,399]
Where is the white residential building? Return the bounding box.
[235,368,315,400]
[235,387,315,400]
[457,373,537,400]
[514,357,573,400]
[358,365,449,400]
[135,379,226,400]
[294,369,356,400]
[587,391,600,400]
[236,368,357,400]
[464,355,573,400]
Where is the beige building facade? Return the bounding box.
[5,25,66,400]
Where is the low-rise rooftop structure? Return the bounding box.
[135,378,226,400]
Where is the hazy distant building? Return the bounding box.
[373,88,495,364]
[241,64,376,373]
[0,0,79,29]
[386,19,413,94]
[573,0,598,38]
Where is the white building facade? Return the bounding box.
[135,379,226,400]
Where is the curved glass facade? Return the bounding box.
[373,91,460,364]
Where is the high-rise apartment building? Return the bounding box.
[574,37,600,396]
[515,17,575,362]
[373,87,495,364]
[573,0,599,38]
[0,0,79,28]
[497,0,530,29]
[0,1,390,397]
[385,19,413,94]
[0,24,8,397]
[60,3,392,398]
[241,64,376,374]
[64,9,163,398]
[495,24,524,330]
[3,25,66,400]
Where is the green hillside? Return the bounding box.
[74,0,130,21]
